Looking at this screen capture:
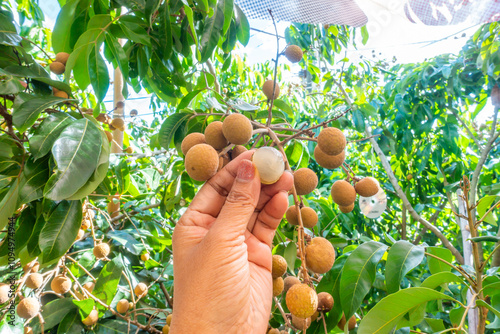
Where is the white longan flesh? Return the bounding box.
[252,147,285,184]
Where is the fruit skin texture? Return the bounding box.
[111,118,125,131]
[162,325,170,334]
[283,276,301,293]
[116,299,129,314]
[0,284,10,303]
[55,52,70,65]
[286,283,318,319]
[93,243,110,259]
[272,255,287,278]
[134,282,148,297]
[141,253,150,261]
[285,206,318,228]
[49,61,65,75]
[82,309,98,326]
[317,127,346,156]
[166,314,172,325]
[339,203,355,214]
[25,273,43,289]
[338,314,356,330]
[185,144,219,181]
[273,277,284,297]
[17,297,40,319]
[231,145,247,159]
[23,261,39,273]
[125,146,134,154]
[204,121,228,150]
[331,180,356,206]
[285,45,303,63]
[262,80,280,100]
[222,113,253,145]
[83,282,95,293]
[181,132,206,155]
[294,168,318,195]
[51,275,71,294]
[314,146,345,169]
[267,329,280,334]
[291,314,311,330]
[317,292,334,312]
[355,177,380,197]
[306,237,336,274]
[107,196,120,218]
[54,90,69,99]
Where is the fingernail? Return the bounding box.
[237,160,255,182]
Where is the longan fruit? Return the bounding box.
[273,277,284,297]
[283,276,301,293]
[23,261,39,273]
[96,113,111,123]
[116,101,125,109]
[310,311,320,322]
[81,219,91,230]
[116,299,129,314]
[17,297,40,319]
[24,327,33,334]
[407,174,413,181]
[130,109,138,117]
[55,52,70,65]
[25,273,43,289]
[284,45,303,63]
[82,309,98,326]
[286,283,318,319]
[111,118,125,132]
[262,80,280,100]
[217,154,230,171]
[293,168,318,195]
[76,229,85,241]
[82,282,95,293]
[330,180,356,206]
[222,113,253,145]
[181,132,206,155]
[0,284,9,303]
[354,177,380,197]
[317,127,346,156]
[166,314,172,325]
[204,121,228,150]
[317,292,334,312]
[93,243,110,259]
[141,253,150,261]
[285,206,318,229]
[49,61,65,75]
[185,144,219,181]
[105,131,113,142]
[54,90,69,99]
[305,237,335,274]
[230,145,247,159]
[125,146,134,154]
[252,146,285,184]
[51,275,71,294]
[134,282,148,298]
[162,325,170,334]
[291,314,311,331]
[314,146,345,169]
[272,255,287,278]
[267,329,280,334]
[107,197,120,218]
[339,203,354,214]
[338,314,356,330]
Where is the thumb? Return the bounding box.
[211,159,261,237]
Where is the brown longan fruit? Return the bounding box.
[96,113,111,123]
[185,144,219,181]
[25,273,43,289]
[267,329,280,334]
[314,146,345,169]
[273,277,284,297]
[54,90,69,99]
[262,80,280,100]
[310,311,320,322]
[116,299,129,314]
[83,282,95,293]
[338,314,356,330]
[162,325,170,334]
[272,255,287,278]
[230,145,247,159]
[23,261,39,273]
[93,243,110,259]
[55,52,70,65]
[291,314,311,331]
[306,237,335,274]
[284,45,303,63]
[25,327,33,334]
[115,101,125,109]
[125,146,134,154]
[217,154,230,171]
[339,203,354,214]
[166,314,172,325]
[51,275,71,294]
[181,132,206,155]
[285,206,318,229]
[222,113,253,145]
[283,276,301,293]
[17,297,40,319]
[141,252,150,261]
[355,177,380,197]
[407,174,413,181]
[134,282,148,298]
[111,118,125,132]
[81,219,91,230]
[0,284,9,303]
[75,229,85,241]
[286,283,318,319]
[331,180,356,206]
[104,131,113,142]
[82,309,98,326]
[204,121,228,150]
[293,168,318,195]
[317,127,346,156]
[317,292,334,312]
[107,197,120,218]
[49,61,65,75]
[130,109,138,117]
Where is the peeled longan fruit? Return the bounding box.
[222,113,253,145]
[104,131,113,142]
[116,299,129,314]
[49,61,65,75]
[317,127,346,156]
[82,309,98,326]
[286,283,318,319]
[166,314,172,325]
[355,177,380,197]
[162,325,170,334]
[111,118,125,131]
[314,146,345,169]
[185,144,219,181]
[93,243,110,259]
[252,147,285,184]
[262,80,280,100]
[291,314,311,331]
[25,273,43,289]
[54,90,69,99]
[284,276,301,293]
[317,292,334,312]
[273,277,284,297]
[306,237,335,274]
[339,203,354,214]
[272,255,287,278]
[204,121,228,150]
[285,206,318,229]
[55,52,70,65]
[267,329,280,334]
[331,180,356,206]
[293,168,318,195]
[17,297,40,319]
[285,45,303,63]
[51,275,71,294]
[231,145,247,159]
[134,282,148,298]
[181,132,206,155]
[0,284,9,303]
[338,314,356,330]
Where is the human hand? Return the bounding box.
[170,150,293,334]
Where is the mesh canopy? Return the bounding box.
[234,0,368,27]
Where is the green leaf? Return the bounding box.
[427,246,453,274]
[31,298,77,332]
[14,208,36,252]
[0,179,20,231]
[27,214,45,257]
[29,113,74,160]
[0,70,25,94]
[159,2,172,59]
[57,310,84,334]
[340,241,388,319]
[235,4,249,46]
[361,26,369,45]
[73,298,95,317]
[159,112,192,149]
[352,108,365,132]
[477,195,498,225]
[104,32,129,81]
[183,4,198,48]
[52,0,80,53]
[283,241,296,274]
[0,12,22,46]
[96,320,138,333]
[93,257,123,305]
[12,95,71,133]
[483,282,500,297]
[420,272,464,289]
[118,16,151,46]
[89,46,110,104]
[199,0,225,62]
[178,90,204,110]
[115,160,130,194]
[18,156,49,205]
[39,200,82,264]
[221,0,234,35]
[385,240,425,294]
[470,236,500,243]
[44,118,102,200]
[273,99,294,118]
[358,288,455,334]
[476,300,500,318]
